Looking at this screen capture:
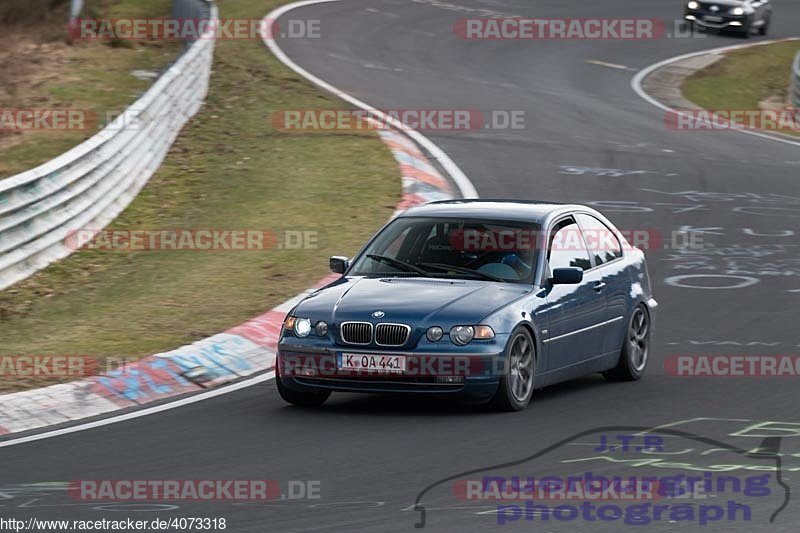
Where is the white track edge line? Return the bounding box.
[631,37,800,148]
[262,0,479,198]
[0,372,275,448]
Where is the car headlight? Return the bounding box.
[426,326,444,342]
[730,7,745,15]
[449,325,496,345]
[687,1,699,9]
[294,318,312,337]
[450,326,474,345]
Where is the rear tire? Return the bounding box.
[604,305,650,382]
[276,376,331,407]
[490,327,535,411]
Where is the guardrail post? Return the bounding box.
[792,52,800,122]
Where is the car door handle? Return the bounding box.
[593,282,606,292]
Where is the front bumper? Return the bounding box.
[276,341,507,399]
[684,10,749,30]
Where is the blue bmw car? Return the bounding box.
[276,200,657,411]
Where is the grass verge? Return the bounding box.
[0,0,181,177]
[681,40,800,136]
[0,0,400,393]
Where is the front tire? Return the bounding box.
[739,22,752,38]
[758,16,770,35]
[490,327,535,411]
[276,376,331,407]
[604,305,650,382]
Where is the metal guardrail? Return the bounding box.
[0,4,218,290]
[792,52,800,114]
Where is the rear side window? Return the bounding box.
[548,218,592,271]
[575,213,622,266]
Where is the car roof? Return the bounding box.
[397,199,586,224]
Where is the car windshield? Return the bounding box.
[349,217,540,283]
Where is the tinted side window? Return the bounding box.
[548,219,592,271]
[575,213,622,266]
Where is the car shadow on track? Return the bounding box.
[270,375,611,416]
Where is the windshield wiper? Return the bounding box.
[417,262,504,282]
[366,254,432,277]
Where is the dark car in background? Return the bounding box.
[275,201,658,411]
[684,0,772,36]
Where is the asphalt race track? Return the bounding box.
[3,1,800,531]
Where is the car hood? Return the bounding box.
[698,0,746,6]
[294,276,531,326]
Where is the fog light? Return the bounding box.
[729,21,742,26]
[427,326,444,342]
[685,14,696,20]
[315,321,329,336]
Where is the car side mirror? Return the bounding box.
[551,267,583,285]
[330,256,349,274]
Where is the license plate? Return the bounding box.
[704,15,724,22]
[338,353,406,373]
